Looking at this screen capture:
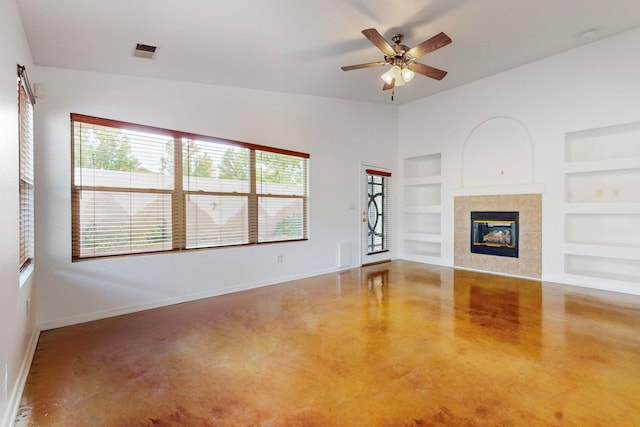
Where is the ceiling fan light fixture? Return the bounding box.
[401,67,415,82]
[382,65,403,85]
[390,65,402,79]
[381,68,395,84]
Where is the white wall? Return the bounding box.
[31,66,398,328]
[0,1,38,426]
[398,28,640,294]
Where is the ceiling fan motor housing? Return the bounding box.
[385,34,411,64]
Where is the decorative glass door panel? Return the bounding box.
[361,166,391,264]
[367,174,386,253]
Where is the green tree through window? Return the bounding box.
[219,148,303,184]
[75,129,142,171]
[218,148,249,181]
[160,140,214,178]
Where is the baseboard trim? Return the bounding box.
[3,328,39,427]
[362,259,392,267]
[542,273,640,296]
[453,265,541,282]
[38,266,347,331]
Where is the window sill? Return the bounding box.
[20,263,34,288]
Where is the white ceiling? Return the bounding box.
[16,0,640,105]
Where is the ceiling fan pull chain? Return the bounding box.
[391,89,395,101]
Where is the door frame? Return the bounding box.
[360,163,392,266]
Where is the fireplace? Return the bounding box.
[455,195,540,278]
[471,211,519,258]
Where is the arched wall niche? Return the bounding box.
[462,117,534,188]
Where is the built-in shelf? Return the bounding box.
[404,240,442,259]
[563,203,640,214]
[404,153,441,178]
[402,153,442,261]
[565,213,640,248]
[564,156,640,174]
[404,232,442,243]
[565,167,640,203]
[565,121,640,163]
[563,121,640,287]
[565,254,640,284]
[404,183,441,207]
[564,243,640,260]
[404,176,442,186]
[404,212,440,234]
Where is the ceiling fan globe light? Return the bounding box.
[402,68,415,82]
[386,65,404,86]
[381,69,394,84]
[390,65,402,79]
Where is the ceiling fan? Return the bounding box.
[341,28,452,91]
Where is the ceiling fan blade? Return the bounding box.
[382,78,395,91]
[341,61,387,71]
[362,28,395,56]
[407,62,448,80]
[406,32,452,59]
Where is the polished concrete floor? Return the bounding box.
[16,261,640,426]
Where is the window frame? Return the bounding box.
[18,64,35,272]
[71,114,309,261]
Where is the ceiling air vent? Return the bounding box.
[133,43,157,59]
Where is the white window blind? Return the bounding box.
[256,150,307,242]
[183,142,251,249]
[18,65,35,271]
[71,114,309,260]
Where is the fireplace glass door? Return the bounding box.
[470,211,519,258]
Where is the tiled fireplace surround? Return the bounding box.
[454,194,542,279]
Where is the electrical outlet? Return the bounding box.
[276,254,283,263]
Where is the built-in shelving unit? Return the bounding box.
[403,153,442,261]
[563,122,640,287]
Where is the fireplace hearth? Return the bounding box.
[471,211,519,258]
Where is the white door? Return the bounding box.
[361,165,391,265]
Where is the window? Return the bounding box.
[18,65,35,271]
[71,114,309,260]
